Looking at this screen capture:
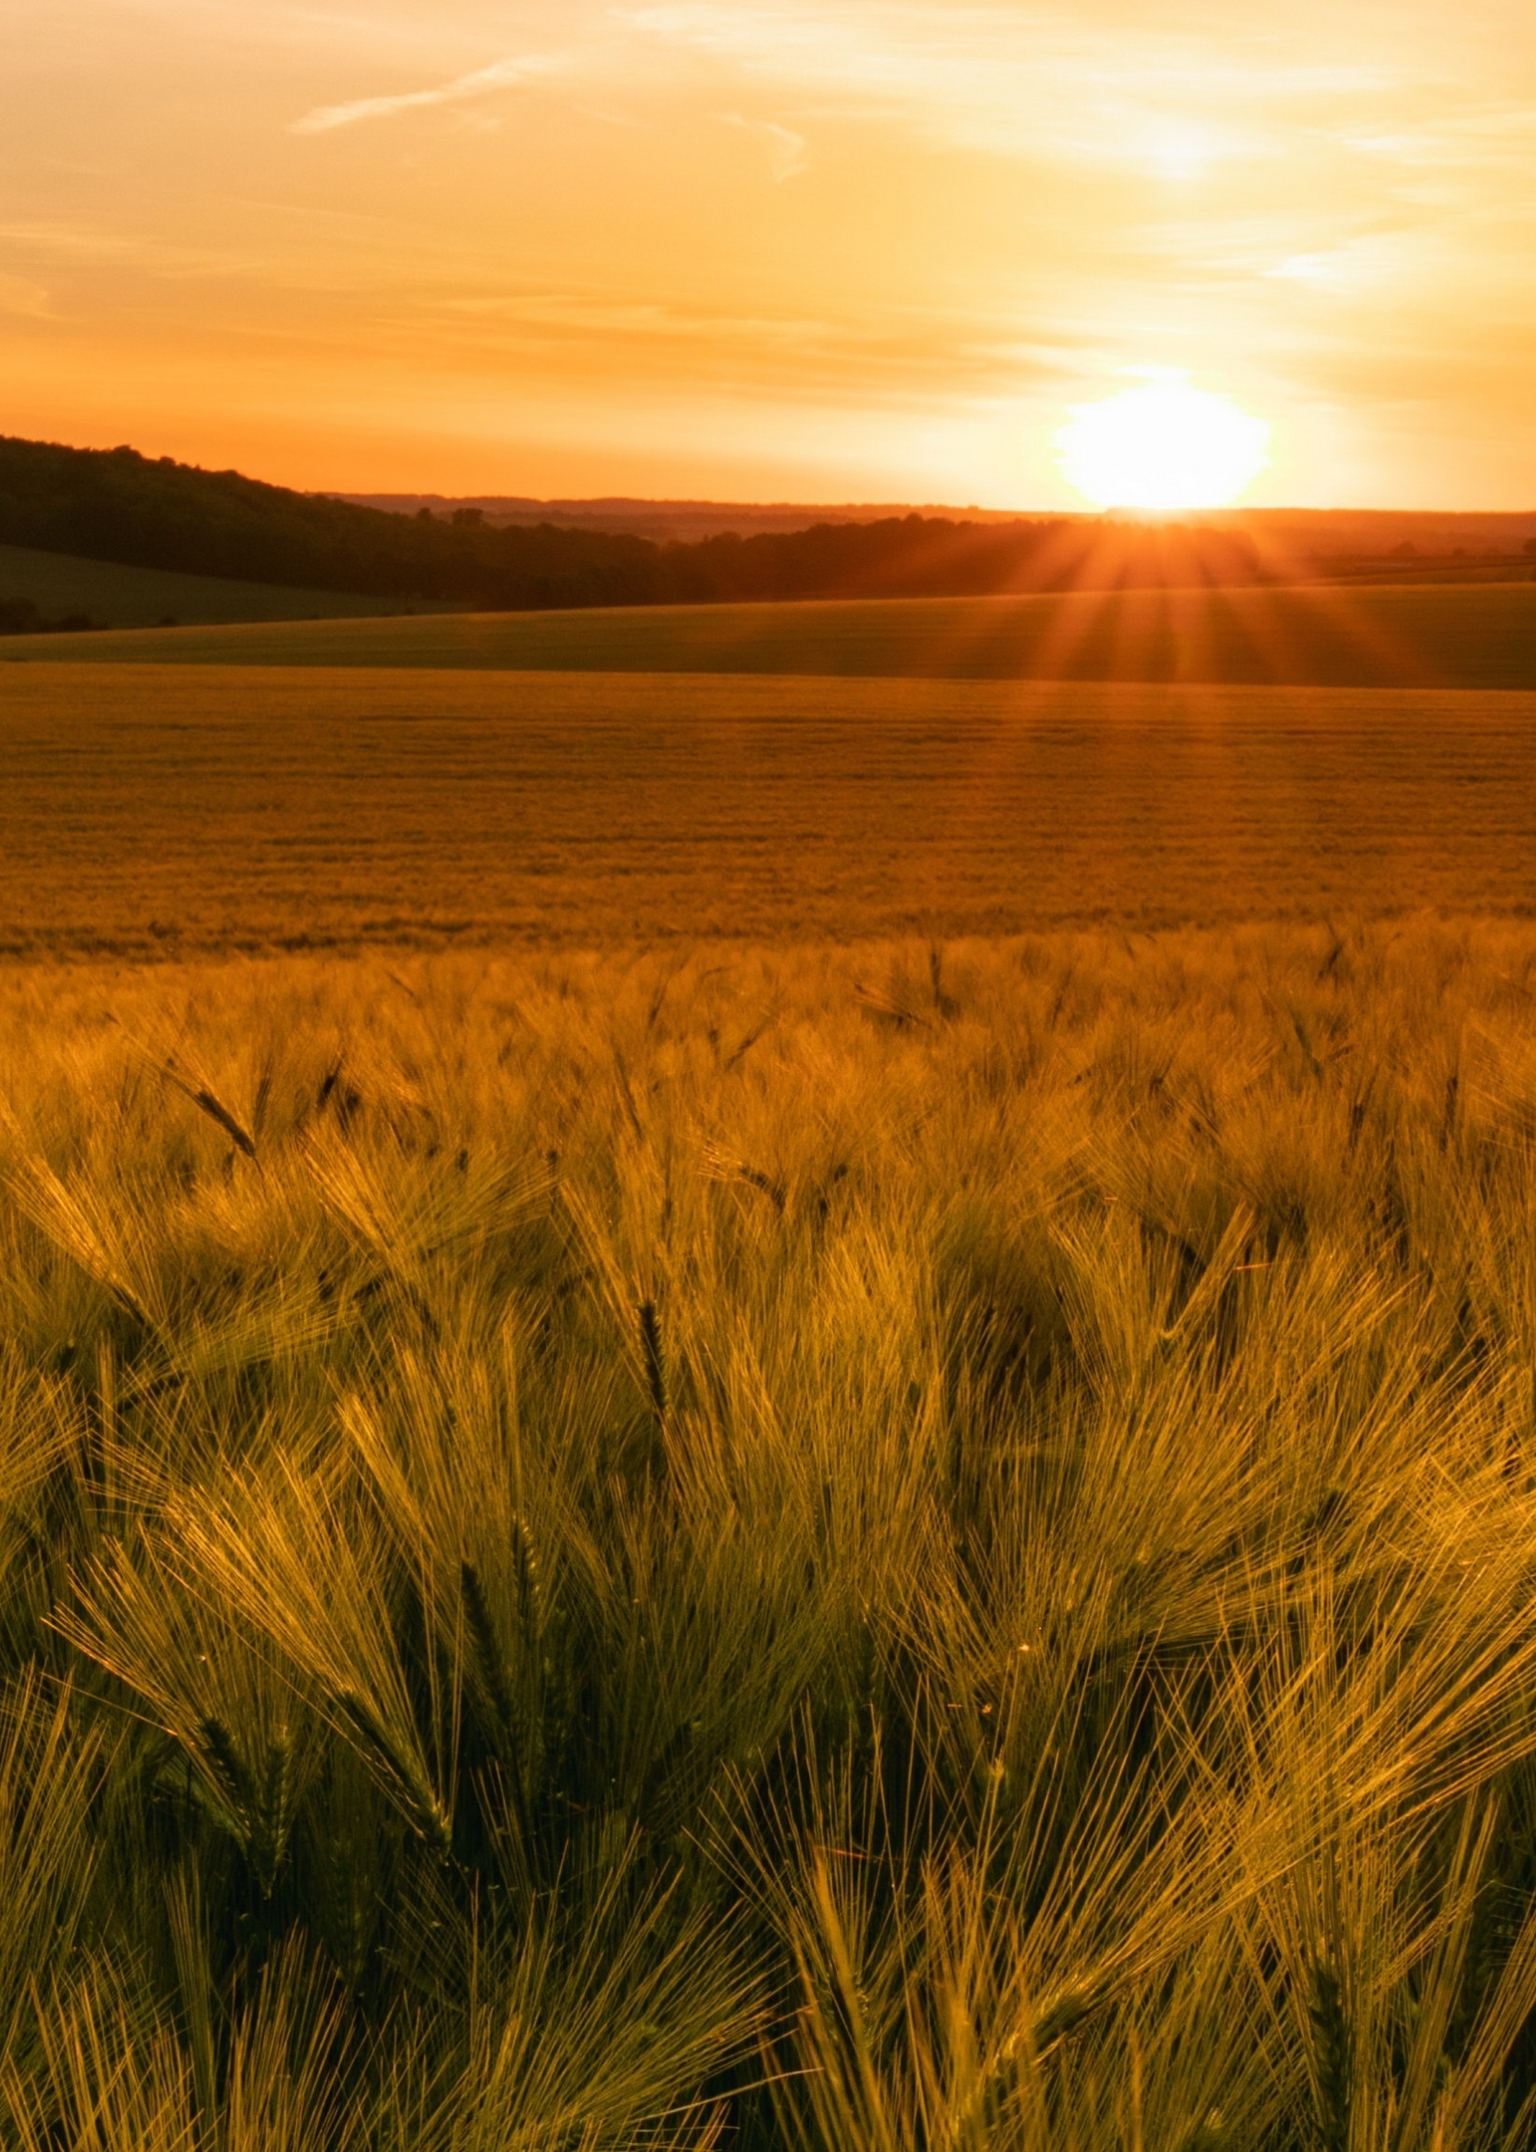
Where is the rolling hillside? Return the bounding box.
[5,581,1534,688]
[0,543,443,630]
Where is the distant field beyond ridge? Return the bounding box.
[3,665,1535,957]
[3,581,1535,686]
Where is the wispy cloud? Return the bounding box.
[719,112,808,181]
[0,215,261,280]
[1261,233,1421,293]
[1345,104,1536,176]
[621,3,1386,172]
[0,271,51,318]
[290,49,568,135]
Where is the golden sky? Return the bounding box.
[6,1,1536,506]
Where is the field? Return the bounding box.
[0,544,438,631]
[7,595,1536,2148]
[4,923,1536,2149]
[4,664,1536,959]
[4,579,1536,686]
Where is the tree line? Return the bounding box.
[0,433,1269,612]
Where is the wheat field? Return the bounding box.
[3,920,1536,2148]
[4,666,1536,957]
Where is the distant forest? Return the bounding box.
[0,434,1274,611]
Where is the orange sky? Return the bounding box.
[7,1,1536,507]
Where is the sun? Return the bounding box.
[1054,375,1270,511]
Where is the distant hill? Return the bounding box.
[343,490,1536,566]
[334,492,1029,542]
[0,435,1268,609]
[1,435,1533,630]
[342,488,1531,572]
[0,435,656,612]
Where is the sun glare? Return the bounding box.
[1054,376,1270,511]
